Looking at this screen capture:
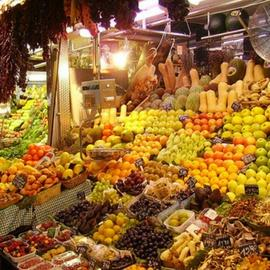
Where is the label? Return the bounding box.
[245,184,259,195]
[186,224,200,234]
[231,102,242,112]
[179,115,189,122]
[215,235,232,248]
[242,154,256,165]
[187,176,197,189]
[239,241,259,257]
[211,137,223,144]
[77,191,86,200]
[77,245,88,254]
[201,233,216,248]
[135,158,145,170]
[12,174,26,189]
[204,209,218,221]
[178,167,188,178]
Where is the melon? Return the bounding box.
[174,95,187,110]
[175,87,189,97]
[209,13,226,35]
[185,92,200,112]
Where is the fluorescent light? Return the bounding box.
[139,0,159,10]
[135,6,165,21]
[27,71,47,82]
[188,0,201,5]
[79,28,91,38]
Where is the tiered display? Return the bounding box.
[1,60,270,269]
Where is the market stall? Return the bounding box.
[1,0,270,269]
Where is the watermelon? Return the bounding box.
[209,13,226,35]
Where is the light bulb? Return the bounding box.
[112,51,129,69]
[79,28,91,38]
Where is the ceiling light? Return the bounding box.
[79,28,91,38]
[139,0,159,10]
[188,0,202,6]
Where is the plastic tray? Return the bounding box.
[4,249,36,264]
[18,256,43,270]
[28,262,55,270]
[52,251,78,265]
[163,209,195,233]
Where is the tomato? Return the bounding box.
[24,154,32,161]
[104,123,113,130]
[32,154,40,161]
[42,145,52,152]
[28,144,36,150]
[37,150,44,158]
[29,149,37,156]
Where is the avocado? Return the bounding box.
[209,13,226,34]
[226,9,249,31]
[227,58,246,84]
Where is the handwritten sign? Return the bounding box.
[12,175,26,189]
[242,154,256,165]
[178,167,188,178]
[231,101,242,112]
[245,184,259,195]
[215,235,232,248]
[201,233,216,248]
[135,158,144,170]
[187,176,197,189]
[239,241,259,257]
[211,137,223,144]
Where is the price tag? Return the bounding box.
[179,115,189,122]
[102,260,111,270]
[239,241,259,257]
[186,224,200,234]
[77,245,88,254]
[12,174,27,189]
[204,209,218,221]
[201,233,216,248]
[231,101,242,112]
[77,191,86,201]
[240,165,249,174]
[245,184,259,195]
[187,176,197,189]
[211,137,223,144]
[242,154,256,165]
[215,235,232,248]
[135,158,144,171]
[178,167,188,178]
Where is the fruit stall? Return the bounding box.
[1,0,270,270]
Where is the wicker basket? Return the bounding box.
[62,171,88,189]
[34,183,61,205]
[0,194,23,209]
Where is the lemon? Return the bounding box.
[98,225,106,234]
[98,234,105,242]
[104,237,113,245]
[104,220,114,228]
[108,214,117,222]
[211,184,219,191]
[93,232,100,241]
[113,225,121,233]
[104,228,115,238]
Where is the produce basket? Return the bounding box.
[34,183,61,205]
[0,193,23,209]
[62,171,88,189]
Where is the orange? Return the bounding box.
[233,152,244,161]
[215,159,224,167]
[223,152,233,160]
[220,171,229,179]
[185,122,194,129]
[204,151,214,159]
[219,179,228,187]
[209,171,217,178]
[228,172,238,181]
[193,125,202,131]
[210,177,219,186]
[205,158,214,165]
[212,144,224,152]
[209,163,218,171]
[192,169,200,176]
[112,168,121,176]
[199,162,208,170]
[223,145,235,153]
[201,169,209,176]
[235,160,245,169]
[216,166,226,175]
[223,160,235,168]
[244,145,256,155]
[213,151,224,160]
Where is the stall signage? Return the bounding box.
[211,137,223,144]
[77,191,86,201]
[242,154,256,165]
[231,101,242,112]
[186,176,196,189]
[135,158,145,170]
[239,241,259,257]
[215,235,232,248]
[178,167,188,178]
[201,233,216,248]
[204,209,218,221]
[245,184,259,195]
[12,174,26,189]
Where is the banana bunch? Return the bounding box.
[160,231,204,269]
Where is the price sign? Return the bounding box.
[242,154,256,165]
[240,165,249,174]
[12,174,26,189]
[245,184,259,195]
[102,261,111,270]
[178,167,188,178]
[77,191,86,201]
[211,137,223,144]
[186,224,200,234]
[215,235,232,248]
[239,241,259,257]
[204,209,218,221]
[179,115,189,122]
[231,101,242,112]
[201,233,216,248]
[77,245,88,254]
[187,176,197,189]
[135,158,144,170]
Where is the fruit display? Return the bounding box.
[160,232,204,268]
[116,220,173,266]
[157,131,208,165]
[17,256,44,269]
[0,239,34,258]
[238,255,270,270]
[42,246,66,261]
[92,212,137,245]
[22,144,52,166]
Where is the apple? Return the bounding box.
[256,171,267,180]
[253,130,267,139]
[235,185,245,196]
[228,180,238,192]
[251,123,261,132]
[257,179,267,188]
[232,116,243,125]
[265,107,270,120]
[233,124,243,132]
[256,156,268,166]
[241,125,252,133]
[255,148,268,157]
[243,116,254,125]
[259,187,267,198]
[248,163,258,171]
[258,165,270,174]
[261,121,270,134]
[223,123,234,131]
[251,106,265,116]
[256,138,267,148]
[240,109,251,117]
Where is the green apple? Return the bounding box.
[253,130,267,139]
[235,184,245,196]
[265,142,270,151]
[248,163,258,171]
[246,177,257,185]
[251,106,265,116]
[223,115,232,123]
[258,165,270,174]
[256,156,268,166]
[255,148,267,157]
[256,171,267,180]
[243,116,254,125]
[261,121,270,134]
[254,114,267,124]
[241,125,252,133]
[242,132,253,138]
[232,116,243,125]
[236,173,247,184]
[222,131,233,140]
[228,180,238,192]
[256,138,267,148]
[223,123,235,131]
[246,169,257,178]
[233,124,242,132]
